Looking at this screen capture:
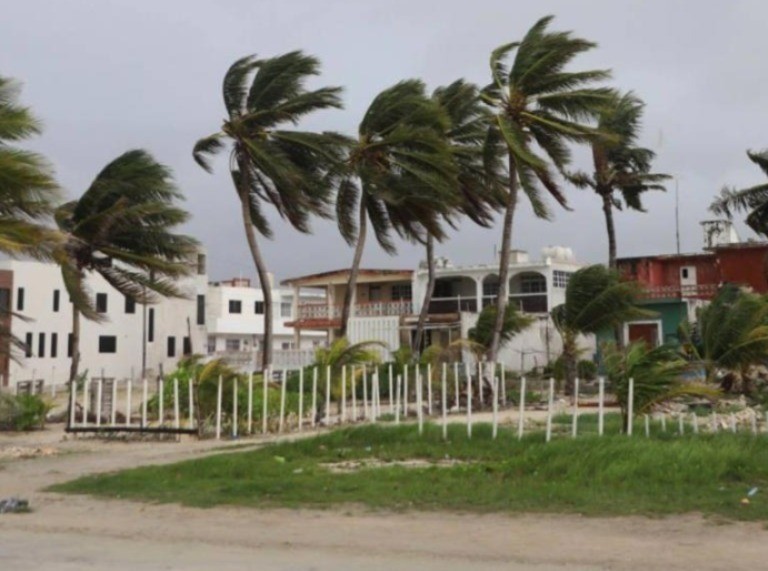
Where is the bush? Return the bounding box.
[0,393,51,431]
[577,359,597,381]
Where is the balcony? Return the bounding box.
[296,299,414,321]
[641,283,719,300]
[428,297,478,313]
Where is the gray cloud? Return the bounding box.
[2,0,766,282]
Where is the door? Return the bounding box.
[680,265,697,293]
[627,322,660,348]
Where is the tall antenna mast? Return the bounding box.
[675,178,681,254]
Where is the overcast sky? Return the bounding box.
[2,0,766,283]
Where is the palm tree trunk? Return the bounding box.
[413,234,435,357]
[489,155,518,362]
[602,192,618,270]
[69,305,80,384]
[236,183,273,371]
[340,200,367,338]
[563,332,577,397]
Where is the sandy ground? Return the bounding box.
[0,424,766,570]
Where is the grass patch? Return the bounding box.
[50,423,768,521]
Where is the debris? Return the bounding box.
[748,487,759,497]
[0,497,30,514]
[273,455,286,463]
[740,498,750,506]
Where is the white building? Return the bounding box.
[205,276,326,370]
[0,258,208,388]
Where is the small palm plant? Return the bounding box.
[313,337,385,402]
[602,341,718,430]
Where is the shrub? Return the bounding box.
[0,393,51,431]
[577,359,598,381]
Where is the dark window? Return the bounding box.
[0,288,9,312]
[391,284,412,300]
[183,336,191,355]
[96,293,108,313]
[167,336,176,358]
[17,287,24,311]
[197,253,206,275]
[51,333,58,358]
[25,332,32,357]
[67,334,73,357]
[682,268,689,279]
[228,300,242,314]
[196,294,205,325]
[98,335,117,354]
[254,301,264,314]
[125,295,136,314]
[148,308,155,342]
[53,289,60,312]
[38,333,45,358]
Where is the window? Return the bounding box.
[225,338,240,351]
[0,288,9,312]
[520,274,546,293]
[17,287,24,311]
[99,335,117,354]
[67,334,73,357]
[254,301,264,314]
[167,336,176,357]
[51,333,58,358]
[183,336,192,355]
[281,341,295,350]
[207,336,216,354]
[53,289,60,312]
[280,302,292,318]
[681,268,689,279]
[96,293,108,313]
[125,295,136,314]
[148,308,155,342]
[197,253,206,275]
[482,281,499,297]
[25,332,32,357]
[196,294,205,325]
[38,333,45,358]
[228,300,242,314]
[553,271,572,288]
[391,284,412,300]
[369,285,383,301]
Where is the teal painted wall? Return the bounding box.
[596,299,688,348]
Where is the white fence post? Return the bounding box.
[141,378,147,429]
[68,380,76,428]
[678,413,685,436]
[157,376,164,427]
[477,361,484,408]
[545,377,554,443]
[362,365,369,420]
[341,365,347,423]
[215,375,223,440]
[416,367,423,436]
[126,377,133,427]
[644,414,650,437]
[325,365,331,427]
[247,371,253,435]
[395,374,402,425]
[232,376,238,438]
[465,362,472,439]
[403,365,408,418]
[311,367,318,428]
[262,367,269,434]
[388,364,394,415]
[453,362,460,409]
[598,376,605,437]
[693,412,699,434]
[298,367,304,432]
[626,377,634,436]
[279,369,287,433]
[492,375,498,440]
[187,377,194,430]
[441,362,448,440]
[518,376,526,440]
[173,377,180,431]
[427,363,432,416]
[96,377,103,428]
[111,378,118,427]
[571,377,579,438]
[661,414,667,433]
[82,379,90,427]
[351,365,358,420]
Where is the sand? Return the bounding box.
[0,425,765,570]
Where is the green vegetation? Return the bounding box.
[0,393,51,431]
[52,424,768,521]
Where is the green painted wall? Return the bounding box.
[596,299,688,348]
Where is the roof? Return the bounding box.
[281,268,413,287]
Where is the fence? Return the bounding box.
[63,363,767,440]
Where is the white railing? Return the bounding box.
[297,300,413,320]
[213,349,317,371]
[642,283,718,299]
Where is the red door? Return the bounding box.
[627,323,659,347]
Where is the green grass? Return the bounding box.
[50,423,768,521]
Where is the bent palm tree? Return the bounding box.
[483,16,613,361]
[194,52,345,369]
[0,76,59,258]
[551,265,651,395]
[710,150,768,238]
[569,92,669,268]
[412,80,504,355]
[336,80,457,337]
[55,150,198,383]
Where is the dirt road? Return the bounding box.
[1,427,765,570]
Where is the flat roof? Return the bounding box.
[281,268,413,287]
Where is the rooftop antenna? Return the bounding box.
[675,178,681,255]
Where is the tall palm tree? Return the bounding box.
[194,52,345,369]
[55,150,198,383]
[0,76,59,258]
[551,265,651,394]
[569,92,669,268]
[482,16,614,361]
[412,80,504,355]
[710,150,768,238]
[336,80,457,337]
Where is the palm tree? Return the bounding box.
[194,52,345,369]
[412,80,504,355]
[710,150,768,238]
[468,303,533,356]
[336,80,457,337]
[680,284,768,390]
[551,265,651,395]
[483,16,614,361]
[313,337,385,402]
[568,92,669,268]
[602,341,718,431]
[55,150,198,383]
[0,76,59,258]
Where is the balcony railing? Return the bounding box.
[428,297,477,313]
[297,300,413,321]
[641,283,719,300]
[212,349,316,371]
